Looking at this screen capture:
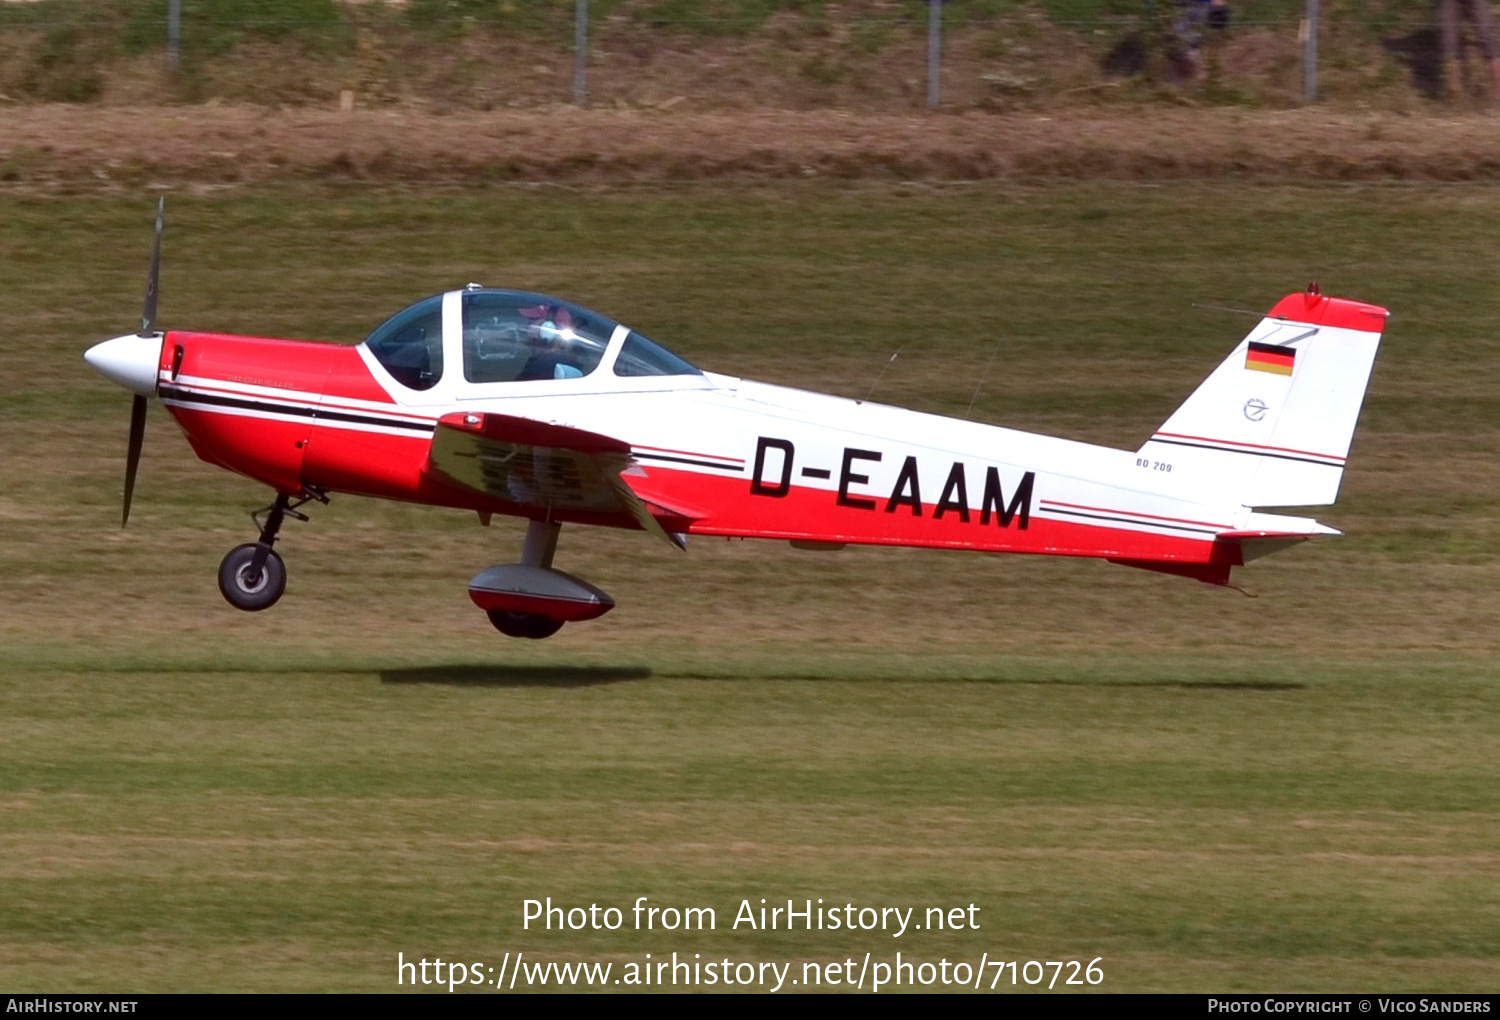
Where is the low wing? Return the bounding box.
[424,411,684,548]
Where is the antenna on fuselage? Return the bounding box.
[964,338,1003,421]
[1191,301,1261,318]
[859,347,902,405]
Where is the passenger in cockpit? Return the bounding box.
[517,305,585,380]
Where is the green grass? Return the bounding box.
[3,181,1500,990]
[3,666,1500,990]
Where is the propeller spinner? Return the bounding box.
[84,197,166,527]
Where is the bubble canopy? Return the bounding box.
[361,289,701,391]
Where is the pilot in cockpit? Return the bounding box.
[517,304,585,381]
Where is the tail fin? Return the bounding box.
[1136,289,1386,507]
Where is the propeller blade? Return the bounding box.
[139,197,164,337]
[122,394,147,528]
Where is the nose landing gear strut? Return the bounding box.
[218,490,326,611]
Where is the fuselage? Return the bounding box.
[127,287,1271,581]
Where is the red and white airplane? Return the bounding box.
[86,203,1386,638]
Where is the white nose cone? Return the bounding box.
[85,333,163,397]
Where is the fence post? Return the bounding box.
[927,0,942,109]
[574,0,588,106]
[1303,0,1318,103]
[168,0,181,73]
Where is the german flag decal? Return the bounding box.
[1245,341,1296,375]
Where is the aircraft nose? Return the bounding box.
[85,333,163,397]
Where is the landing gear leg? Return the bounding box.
[521,518,560,568]
[217,490,325,612]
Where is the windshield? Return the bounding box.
[363,295,444,391]
[613,330,701,377]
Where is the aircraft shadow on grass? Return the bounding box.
[379,664,653,688]
[105,666,1301,691]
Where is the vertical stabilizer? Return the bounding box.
[1135,290,1386,507]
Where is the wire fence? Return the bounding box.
[0,0,1486,108]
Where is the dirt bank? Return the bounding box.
[6,105,1500,187]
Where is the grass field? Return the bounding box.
[2,180,1500,991]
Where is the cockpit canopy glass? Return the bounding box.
[462,290,612,384]
[367,289,704,389]
[363,294,444,391]
[612,330,702,377]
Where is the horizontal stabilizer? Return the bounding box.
[1216,511,1337,564]
[1111,512,1336,585]
[1213,532,1309,565]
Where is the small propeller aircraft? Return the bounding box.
[85,202,1386,638]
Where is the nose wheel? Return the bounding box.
[218,490,325,612]
[219,544,287,611]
